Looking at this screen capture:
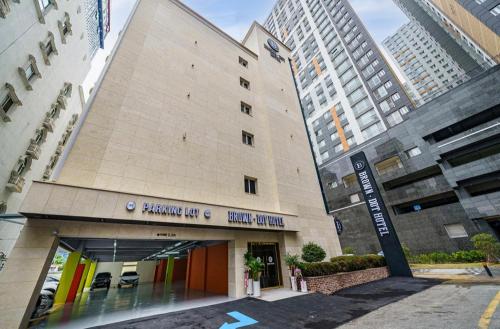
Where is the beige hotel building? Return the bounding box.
[0,0,341,328]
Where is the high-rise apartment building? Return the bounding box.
[383,21,468,106]
[0,0,93,256]
[264,0,414,166]
[393,0,499,70]
[85,0,111,58]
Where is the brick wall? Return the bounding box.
[304,267,389,295]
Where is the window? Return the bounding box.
[239,56,248,68]
[244,177,257,194]
[242,131,254,146]
[490,4,500,16]
[38,0,51,9]
[327,181,338,189]
[362,122,383,140]
[1,93,14,115]
[384,80,393,89]
[375,85,388,99]
[334,143,343,153]
[350,193,360,203]
[342,174,357,188]
[391,93,401,102]
[444,224,468,238]
[318,140,326,148]
[241,102,252,116]
[387,111,403,127]
[399,106,409,115]
[18,55,41,90]
[0,83,22,122]
[34,0,57,23]
[331,131,339,141]
[321,151,329,160]
[240,77,250,90]
[39,32,58,65]
[375,156,403,176]
[406,147,422,158]
[58,13,72,44]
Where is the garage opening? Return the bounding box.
[29,238,229,328]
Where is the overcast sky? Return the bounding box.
[84,0,409,95]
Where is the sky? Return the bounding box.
[84,0,409,94]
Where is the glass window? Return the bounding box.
[387,111,403,127]
[375,156,403,176]
[244,177,257,194]
[350,193,360,203]
[406,147,422,158]
[242,131,254,146]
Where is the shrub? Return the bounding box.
[342,246,356,255]
[410,250,487,264]
[302,242,326,262]
[301,255,386,277]
[471,233,500,263]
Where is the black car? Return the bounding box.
[91,272,112,290]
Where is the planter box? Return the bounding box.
[304,267,389,295]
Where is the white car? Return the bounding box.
[118,271,139,288]
[42,276,59,294]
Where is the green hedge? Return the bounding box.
[410,250,485,264]
[301,255,386,277]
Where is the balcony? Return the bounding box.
[6,172,25,193]
[26,140,41,159]
[55,143,63,155]
[43,165,52,180]
[43,116,55,132]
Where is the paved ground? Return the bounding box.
[92,277,449,329]
[339,281,500,329]
[30,282,232,329]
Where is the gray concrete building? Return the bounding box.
[319,65,500,254]
[393,0,499,69]
[264,0,414,167]
[383,21,468,106]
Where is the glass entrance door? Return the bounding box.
[248,242,282,288]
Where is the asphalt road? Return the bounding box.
[93,277,444,329]
[338,281,500,329]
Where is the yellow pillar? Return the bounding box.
[77,259,91,294]
[54,251,81,305]
[84,261,97,289]
[165,256,174,285]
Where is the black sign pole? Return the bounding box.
[350,151,412,277]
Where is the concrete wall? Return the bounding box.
[94,261,123,287]
[136,261,156,283]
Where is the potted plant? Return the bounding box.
[284,253,300,291]
[244,251,253,295]
[295,268,307,293]
[248,258,265,297]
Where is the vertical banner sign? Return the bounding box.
[350,151,412,277]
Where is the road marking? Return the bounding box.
[479,290,500,329]
[220,311,258,329]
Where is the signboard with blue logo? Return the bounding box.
[350,151,412,277]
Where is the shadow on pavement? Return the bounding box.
[92,277,442,329]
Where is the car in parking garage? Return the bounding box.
[91,272,112,290]
[118,271,139,288]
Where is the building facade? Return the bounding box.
[393,0,499,69]
[85,0,111,58]
[319,66,500,255]
[0,1,342,328]
[0,0,92,256]
[264,0,414,167]
[383,21,468,106]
